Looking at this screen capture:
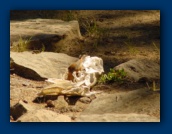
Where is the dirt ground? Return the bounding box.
[10,10,160,122]
[10,73,160,122]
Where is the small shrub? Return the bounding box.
[98,68,127,84]
[15,36,32,52]
[82,19,99,37]
[67,10,76,21]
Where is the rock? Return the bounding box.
[77,88,160,122]
[79,97,92,104]
[17,109,71,122]
[77,113,159,122]
[10,100,36,120]
[114,59,160,82]
[10,19,82,53]
[54,96,68,109]
[10,57,14,69]
[46,100,55,107]
[10,116,14,122]
[10,52,78,80]
[68,106,83,112]
[10,87,38,106]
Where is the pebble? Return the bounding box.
[46,100,55,107]
[79,97,91,104]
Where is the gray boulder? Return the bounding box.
[17,109,71,122]
[10,19,82,53]
[114,59,160,82]
[77,88,160,122]
[77,113,159,122]
[10,52,78,80]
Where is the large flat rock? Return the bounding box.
[17,109,71,122]
[77,88,160,122]
[10,52,78,80]
[77,113,159,122]
[10,19,82,52]
[114,59,160,82]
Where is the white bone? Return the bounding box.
[45,56,104,96]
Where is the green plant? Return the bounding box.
[152,42,160,63]
[124,41,139,55]
[60,10,77,21]
[93,41,98,48]
[16,36,32,52]
[98,68,127,84]
[81,19,111,49]
[152,42,160,53]
[91,28,107,48]
[81,18,99,37]
[96,28,111,44]
[68,10,75,20]
[41,43,45,52]
[121,31,139,55]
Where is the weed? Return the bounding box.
[124,41,139,55]
[15,36,32,52]
[93,41,98,48]
[152,42,160,53]
[81,18,111,48]
[125,32,132,41]
[97,28,111,43]
[146,81,160,92]
[67,10,76,21]
[41,43,45,52]
[98,68,127,84]
[82,19,99,37]
[121,31,139,55]
[57,10,78,21]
